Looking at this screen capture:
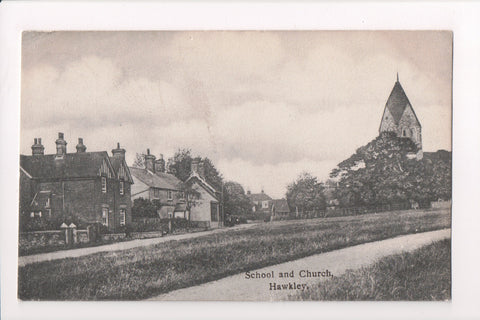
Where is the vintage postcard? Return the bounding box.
[17,30,452,302]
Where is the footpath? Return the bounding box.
[18,223,257,267]
[148,228,451,301]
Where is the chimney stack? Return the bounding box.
[155,154,166,173]
[145,148,156,173]
[31,137,45,156]
[112,142,126,160]
[76,138,87,153]
[191,158,200,176]
[55,132,67,157]
[198,160,205,178]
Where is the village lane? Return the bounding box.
[148,228,451,301]
[18,223,258,267]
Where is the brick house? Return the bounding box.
[19,133,133,232]
[129,149,188,219]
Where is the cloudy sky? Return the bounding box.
[21,31,452,198]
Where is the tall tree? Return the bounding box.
[166,149,193,182]
[330,132,451,207]
[223,181,252,217]
[167,148,223,190]
[132,152,146,168]
[286,172,326,212]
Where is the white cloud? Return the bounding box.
[20,31,452,197]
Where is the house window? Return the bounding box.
[120,181,124,195]
[167,190,173,200]
[102,207,109,226]
[262,201,269,209]
[154,189,160,198]
[119,209,126,226]
[101,177,107,193]
[30,212,34,218]
[211,203,219,221]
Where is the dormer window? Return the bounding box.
[101,177,107,193]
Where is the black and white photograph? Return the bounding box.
[17,30,452,301]
[1,2,480,320]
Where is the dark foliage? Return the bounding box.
[223,181,253,217]
[330,132,451,207]
[286,172,326,212]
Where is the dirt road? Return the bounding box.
[148,228,451,301]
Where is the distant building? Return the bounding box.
[20,133,133,232]
[379,74,423,159]
[246,190,273,215]
[270,199,290,219]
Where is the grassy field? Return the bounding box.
[289,238,451,301]
[18,208,450,300]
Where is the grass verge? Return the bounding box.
[18,208,450,300]
[289,238,451,301]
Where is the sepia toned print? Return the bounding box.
[18,31,451,301]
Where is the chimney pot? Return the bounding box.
[145,148,156,172]
[111,142,126,159]
[154,153,166,173]
[55,132,67,157]
[76,137,86,153]
[32,136,45,155]
[117,142,120,148]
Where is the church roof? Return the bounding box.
[385,80,412,125]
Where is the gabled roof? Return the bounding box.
[185,173,219,200]
[271,199,290,213]
[110,157,134,183]
[383,80,421,126]
[129,167,182,190]
[248,192,272,202]
[30,190,51,210]
[20,152,115,180]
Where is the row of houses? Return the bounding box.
[19,133,222,232]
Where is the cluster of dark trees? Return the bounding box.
[287,132,451,211]
[132,149,253,219]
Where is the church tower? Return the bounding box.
[379,74,423,159]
